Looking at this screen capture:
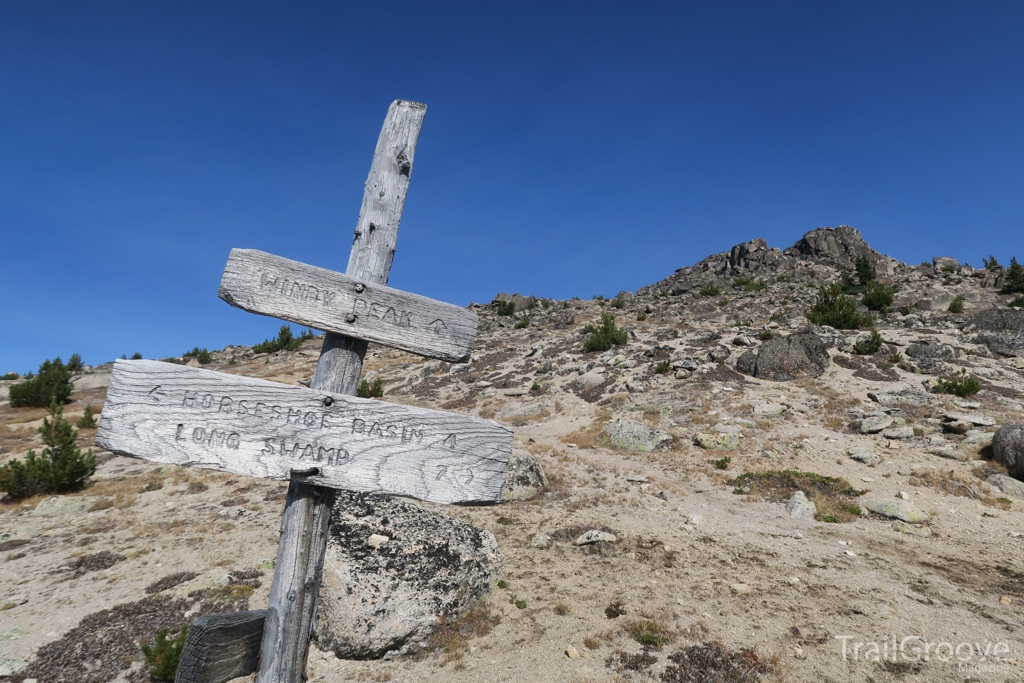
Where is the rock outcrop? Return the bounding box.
[993,425,1024,481]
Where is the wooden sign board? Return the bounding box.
[96,360,512,504]
[218,249,478,363]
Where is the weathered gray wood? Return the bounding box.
[259,100,429,682]
[218,249,477,362]
[96,360,512,504]
[174,610,266,683]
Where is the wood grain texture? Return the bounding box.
[95,360,512,504]
[174,610,265,683]
[218,249,477,362]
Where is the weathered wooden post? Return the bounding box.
[96,100,513,683]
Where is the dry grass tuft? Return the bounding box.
[583,629,615,650]
[426,601,500,666]
[731,470,864,523]
[909,469,988,500]
[560,414,611,449]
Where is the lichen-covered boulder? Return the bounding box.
[600,418,673,452]
[993,424,1024,480]
[735,331,830,381]
[316,491,502,659]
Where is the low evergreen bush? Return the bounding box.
[9,357,74,407]
[1001,257,1024,294]
[582,313,628,352]
[933,370,981,397]
[495,300,516,317]
[699,283,721,297]
[183,347,212,364]
[609,297,625,309]
[947,295,965,313]
[356,378,384,398]
[0,402,97,500]
[1008,294,1024,309]
[805,283,873,329]
[757,330,774,341]
[514,316,530,329]
[861,281,894,311]
[1,372,18,381]
[852,330,884,355]
[141,624,188,681]
[252,325,314,354]
[76,405,98,429]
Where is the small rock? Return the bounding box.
[573,530,617,546]
[953,398,982,409]
[860,415,895,434]
[571,369,607,390]
[0,660,28,677]
[732,334,753,346]
[787,576,801,585]
[626,475,648,482]
[657,491,670,502]
[752,403,786,416]
[785,491,816,520]
[883,426,915,440]
[531,533,551,549]
[844,550,857,557]
[848,447,879,465]
[685,514,703,526]
[712,424,742,434]
[367,534,389,549]
[1000,596,1013,605]
[565,646,580,659]
[932,447,971,461]
[864,499,929,523]
[504,388,529,396]
[791,532,803,539]
[502,452,548,501]
[988,474,1024,500]
[731,583,753,594]
[892,521,931,537]
[474,380,492,388]
[944,412,996,427]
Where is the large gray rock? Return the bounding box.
[316,492,503,659]
[783,226,880,266]
[864,499,929,523]
[785,491,816,520]
[601,418,673,452]
[973,309,1024,357]
[992,424,1024,480]
[932,256,960,271]
[502,452,547,501]
[735,331,830,381]
[492,292,536,312]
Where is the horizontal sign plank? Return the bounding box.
[95,360,512,504]
[218,249,478,362]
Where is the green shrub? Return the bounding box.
[983,255,1001,270]
[609,297,625,309]
[653,360,672,374]
[356,378,384,398]
[141,624,188,681]
[514,316,530,329]
[861,281,894,311]
[854,255,876,287]
[582,313,628,352]
[130,352,143,360]
[530,382,542,392]
[699,283,721,297]
[1,372,18,381]
[947,295,965,313]
[76,405,98,429]
[805,283,873,329]
[183,347,212,364]
[852,329,884,355]
[252,325,314,354]
[66,353,84,372]
[9,357,74,407]
[0,402,97,500]
[933,370,980,397]
[1008,294,1024,309]
[757,330,774,341]
[714,457,731,470]
[636,311,647,321]
[744,279,766,292]
[495,300,516,317]
[1001,256,1024,294]
[732,277,753,289]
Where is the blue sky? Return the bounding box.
[1,1,1022,373]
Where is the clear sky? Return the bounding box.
[1,1,1022,373]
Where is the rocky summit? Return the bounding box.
[2,225,1023,683]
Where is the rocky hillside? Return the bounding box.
[2,226,1024,683]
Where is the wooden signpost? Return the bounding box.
[95,100,513,683]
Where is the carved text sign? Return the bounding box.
[218,249,478,362]
[96,360,512,504]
